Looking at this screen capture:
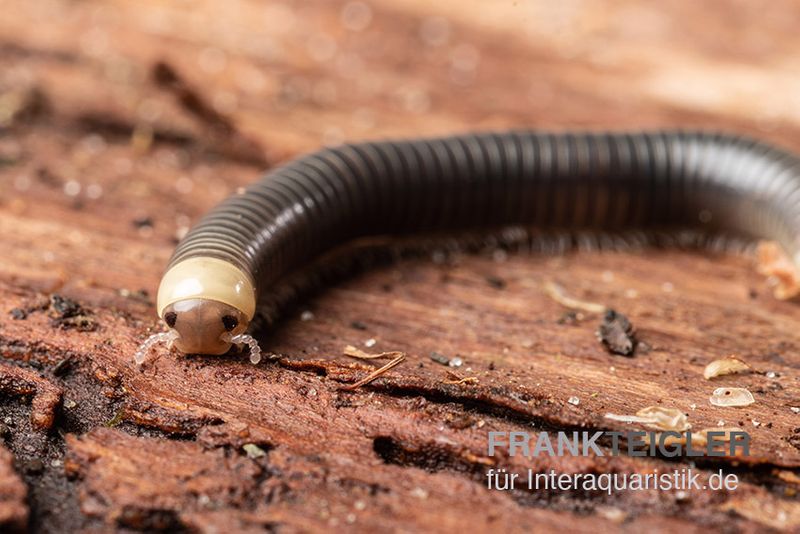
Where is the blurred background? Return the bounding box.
[4,0,799,288]
[3,0,799,153]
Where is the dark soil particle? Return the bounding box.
[485,275,506,289]
[51,358,73,377]
[24,458,44,475]
[596,309,637,356]
[429,352,450,366]
[49,295,83,319]
[557,311,582,325]
[132,216,154,229]
[47,295,97,332]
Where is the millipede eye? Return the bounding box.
[164,311,177,328]
[222,315,239,331]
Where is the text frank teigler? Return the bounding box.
[484,430,747,494]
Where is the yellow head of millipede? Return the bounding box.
[135,257,261,365]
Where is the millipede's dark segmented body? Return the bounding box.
[136,130,800,364]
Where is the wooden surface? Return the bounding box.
[1,0,800,532]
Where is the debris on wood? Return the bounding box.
[448,357,463,367]
[442,370,478,385]
[340,353,405,391]
[242,443,267,459]
[596,507,627,523]
[0,445,28,531]
[485,275,506,289]
[343,345,403,360]
[0,86,50,127]
[596,309,637,356]
[429,351,450,365]
[50,294,83,317]
[444,413,477,429]
[442,376,478,386]
[48,294,97,331]
[52,356,73,377]
[634,406,690,432]
[710,387,755,407]
[756,241,800,300]
[429,351,462,367]
[0,362,63,430]
[774,469,800,486]
[544,281,606,313]
[557,310,584,325]
[605,406,690,432]
[131,215,154,230]
[703,356,752,379]
[105,410,124,428]
[720,495,800,530]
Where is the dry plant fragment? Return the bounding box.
[343,345,403,360]
[710,387,755,407]
[721,495,800,530]
[605,406,690,432]
[444,377,478,385]
[635,406,690,431]
[756,241,800,299]
[442,370,478,385]
[242,443,267,459]
[703,357,751,379]
[544,281,606,313]
[775,470,800,485]
[341,353,405,391]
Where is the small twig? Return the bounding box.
[443,376,479,385]
[443,370,479,385]
[343,345,404,360]
[544,281,606,313]
[340,354,405,391]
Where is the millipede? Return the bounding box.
[135,130,800,365]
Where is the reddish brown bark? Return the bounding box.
[1,0,799,532]
[0,446,27,532]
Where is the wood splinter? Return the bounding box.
[340,353,406,391]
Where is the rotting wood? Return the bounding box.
[0,446,27,532]
[0,362,63,431]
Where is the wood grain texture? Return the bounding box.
[0,0,799,532]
